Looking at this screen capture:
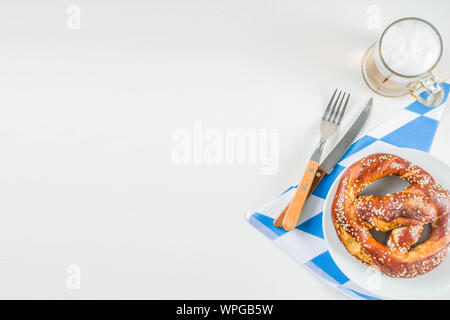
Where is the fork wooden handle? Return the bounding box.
[281,160,320,230]
[273,166,326,228]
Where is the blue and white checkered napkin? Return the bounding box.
[247,83,450,300]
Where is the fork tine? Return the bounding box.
[331,92,345,123]
[336,93,350,125]
[322,89,337,120]
[332,92,348,123]
[327,90,342,122]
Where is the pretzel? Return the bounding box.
[332,153,450,278]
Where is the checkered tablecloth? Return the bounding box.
[247,83,450,300]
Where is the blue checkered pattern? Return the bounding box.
[248,83,450,300]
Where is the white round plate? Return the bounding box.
[323,145,450,299]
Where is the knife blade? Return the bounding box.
[319,97,372,174]
[273,98,372,227]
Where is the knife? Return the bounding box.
[273,98,373,228]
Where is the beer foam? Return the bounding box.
[380,19,441,76]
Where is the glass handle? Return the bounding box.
[408,73,444,107]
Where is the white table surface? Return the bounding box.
[0,0,449,299]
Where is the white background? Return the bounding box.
[0,0,449,299]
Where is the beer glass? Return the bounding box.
[362,17,444,107]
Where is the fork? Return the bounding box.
[281,89,349,230]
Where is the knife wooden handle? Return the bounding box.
[273,167,326,228]
[273,203,289,228]
[310,167,326,194]
[282,160,319,230]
